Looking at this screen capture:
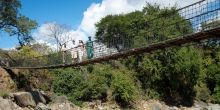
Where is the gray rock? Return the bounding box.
[30,90,47,104]
[13,92,37,107]
[13,90,48,108]
[211,104,220,110]
[0,97,13,110]
[51,95,68,103]
[205,104,220,110]
[194,101,208,108]
[152,104,161,110]
[35,103,51,110]
[87,102,96,108]
[0,97,22,110]
[169,106,178,110]
[49,102,79,110]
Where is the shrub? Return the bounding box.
[0,90,9,98]
[110,69,139,106]
[52,68,109,105]
[212,85,220,103]
[212,73,220,103]
[146,89,160,100]
[52,68,84,95]
[72,75,108,101]
[195,83,211,102]
[91,64,113,86]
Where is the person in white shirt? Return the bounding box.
[61,43,67,64]
[71,40,78,63]
[77,40,85,62]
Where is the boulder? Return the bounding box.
[51,95,68,103]
[205,104,220,110]
[0,97,13,110]
[168,106,178,110]
[49,95,79,110]
[0,97,22,110]
[13,90,48,108]
[49,102,79,110]
[13,92,36,107]
[35,103,51,110]
[30,90,47,104]
[152,104,161,110]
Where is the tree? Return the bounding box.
[0,0,37,46]
[30,43,52,55]
[95,4,192,51]
[96,4,206,105]
[17,46,41,58]
[46,23,72,51]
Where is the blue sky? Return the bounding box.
[20,0,101,28]
[0,0,101,49]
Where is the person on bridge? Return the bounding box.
[61,43,67,64]
[86,36,94,59]
[71,40,78,63]
[77,40,85,62]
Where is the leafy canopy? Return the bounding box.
[95,4,192,50]
[0,0,37,46]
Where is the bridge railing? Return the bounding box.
[7,0,220,68]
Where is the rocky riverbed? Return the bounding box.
[0,90,80,110]
[0,90,220,110]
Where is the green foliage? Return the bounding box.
[52,68,84,95]
[95,4,192,50]
[90,64,113,86]
[95,5,202,105]
[0,0,21,29]
[30,43,52,55]
[0,0,37,46]
[0,90,9,98]
[195,83,211,102]
[12,46,43,67]
[18,46,41,58]
[124,46,205,105]
[211,62,220,103]
[212,85,220,103]
[69,74,107,103]
[146,89,160,100]
[157,47,204,104]
[52,67,109,106]
[52,64,140,107]
[203,49,220,103]
[47,52,63,65]
[110,69,139,106]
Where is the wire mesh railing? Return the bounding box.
[4,0,220,68]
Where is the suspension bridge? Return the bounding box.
[1,0,220,69]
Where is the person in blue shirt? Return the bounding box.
[86,36,94,59]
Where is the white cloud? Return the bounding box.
[79,0,147,37]
[34,0,202,49]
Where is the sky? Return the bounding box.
[0,0,101,49]
[0,0,215,49]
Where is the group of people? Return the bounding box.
[61,36,94,63]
